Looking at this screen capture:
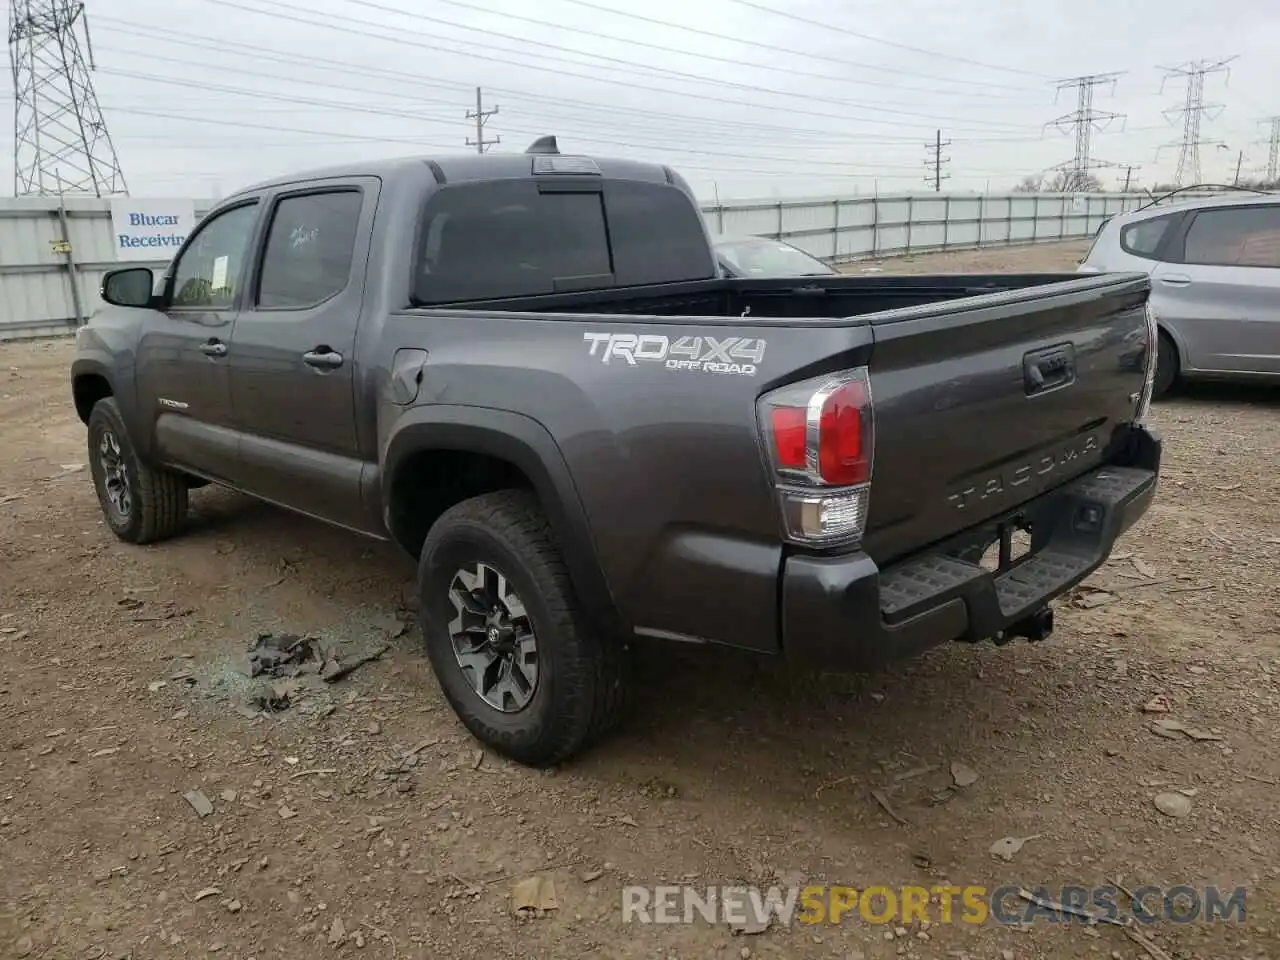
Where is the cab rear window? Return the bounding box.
[415,181,611,303]
[413,178,715,304]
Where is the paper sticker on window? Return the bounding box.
[211,255,229,291]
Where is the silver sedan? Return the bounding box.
[712,233,838,280]
[1077,195,1280,398]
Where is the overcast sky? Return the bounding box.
[4,0,1279,201]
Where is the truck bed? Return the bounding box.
[399,269,1151,572]
[407,271,1123,324]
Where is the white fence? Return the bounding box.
[0,190,1198,340]
[700,191,1196,262]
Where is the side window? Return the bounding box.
[1183,205,1280,268]
[604,181,717,285]
[170,202,260,309]
[416,180,611,303]
[257,191,364,309]
[1119,214,1177,260]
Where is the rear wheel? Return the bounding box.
[1152,330,1179,400]
[87,398,189,544]
[417,490,631,767]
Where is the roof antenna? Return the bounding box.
[525,135,559,155]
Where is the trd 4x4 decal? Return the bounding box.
[582,332,765,376]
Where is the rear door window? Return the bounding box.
[1181,205,1280,268]
[256,190,363,309]
[416,181,611,303]
[1119,213,1178,260]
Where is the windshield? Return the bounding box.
[715,237,835,278]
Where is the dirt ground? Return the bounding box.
[3,239,1278,960]
[838,241,1093,276]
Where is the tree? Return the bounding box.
[1046,170,1104,192]
[1013,171,1105,193]
[1236,176,1280,191]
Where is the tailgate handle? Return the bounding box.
[1023,344,1076,396]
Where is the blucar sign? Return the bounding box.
[110,198,196,262]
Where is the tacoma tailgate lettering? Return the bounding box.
[947,434,1101,511]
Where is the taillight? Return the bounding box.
[1136,301,1158,422]
[818,378,870,484]
[769,406,808,470]
[757,368,874,546]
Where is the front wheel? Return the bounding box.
[87,398,189,544]
[417,490,631,767]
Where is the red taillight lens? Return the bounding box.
[770,406,808,470]
[759,368,874,487]
[817,380,869,484]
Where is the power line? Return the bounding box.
[81,102,1030,191]
[87,23,1057,145]
[8,0,126,196]
[718,0,1048,79]
[1046,72,1125,191]
[93,67,1001,173]
[394,0,1039,93]
[923,130,951,191]
[77,38,936,147]
[215,0,1041,130]
[1158,58,1235,187]
[465,86,499,154]
[70,41,1054,172]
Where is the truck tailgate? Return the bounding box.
[862,273,1151,564]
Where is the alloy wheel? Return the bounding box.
[447,561,539,712]
[97,428,133,521]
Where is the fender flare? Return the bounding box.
[71,356,154,453]
[70,355,115,402]
[382,404,620,634]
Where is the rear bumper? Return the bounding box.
[781,425,1162,673]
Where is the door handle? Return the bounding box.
[1159,274,1192,286]
[1023,343,1076,396]
[200,339,228,358]
[303,348,344,370]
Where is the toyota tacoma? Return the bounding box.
[71,138,1162,766]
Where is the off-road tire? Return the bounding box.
[1152,330,1179,401]
[87,397,189,544]
[418,489,631,767]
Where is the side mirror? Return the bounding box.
[101,267,157,308]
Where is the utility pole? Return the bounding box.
[1157,58,1235,187]
[1120,164,1141,192]
[8,0,127,196]
[923,129,951,192]
[1046,72,1125,191]
[1233,149,1244,186]
[465,86,500,154]
[1255,116,1280,182]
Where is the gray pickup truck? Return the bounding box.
[71,138,1162,765]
